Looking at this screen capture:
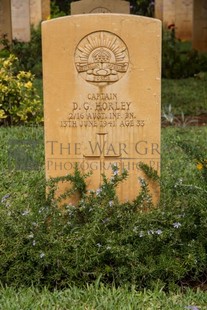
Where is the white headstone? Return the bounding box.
[42,0,50,20]
[154,0,163,21]
[11,0,30,42]
[163,0,176,27]
[30,0,42,28]
[193,0,207,51]
[175,0,192,41]
[71,0,130,14]
[0,0,12,47]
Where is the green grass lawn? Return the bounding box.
[162,77,207,115]
[0,285,207,309]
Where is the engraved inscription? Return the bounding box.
[75,31,129,86]
[60,92,145,128]
[90,7,111,13]
[84,133,120,176]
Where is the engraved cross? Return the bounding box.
[84,133,120,178]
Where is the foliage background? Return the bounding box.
[0,55,43,125]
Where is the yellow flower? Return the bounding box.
[17,71,32,79]
[196,162,203,170]
[3,59,10,68]
[2,54,17,69]
[0,109,6,119]
[24,81,33,89]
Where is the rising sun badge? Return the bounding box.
[74,31,129,86]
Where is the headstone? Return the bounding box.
[42,15,161,204]
[11,0,31,42]
[161,0,193,41]
[163,0,176,27]
[42,0,50,20]
[30,0,42,28]
[154,0,163,21]
[193,0,207,51]
[0,0,12,47]
[71,0,130,15]
[175,0,192,41]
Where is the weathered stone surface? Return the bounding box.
[154,0,163,21]
[42,0,50,20]
[0,0,12,47]
[11,0,30,42]
[193,0,207,51]
[158,0,192,40]
[30,0,42,27]
[175,0,192,41]
[163,0,176,27]
[42,15,161,204]
[71,0,130,14]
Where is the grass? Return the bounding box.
[0,125,44,204]
[162,77,207,115]
[0,285,207,309]
[161,126,207,197]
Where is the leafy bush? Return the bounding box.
[0,55,43,125]
[0,152,206,290]
[50,0,68,17]
[130,0,154,16]
[162,26,207,79]
[0,25,42,77]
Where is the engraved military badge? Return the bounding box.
[74,31,129,86]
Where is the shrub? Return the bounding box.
[0,160,206,290]
[0,25,42,77]
[0,54,43,125]
[162,26,207,79]
[130,0,154,16]
[50,0,68,17]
